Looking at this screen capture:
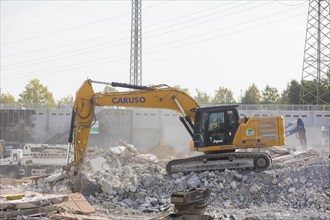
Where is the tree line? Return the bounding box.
[1,76,329,108]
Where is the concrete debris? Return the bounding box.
[108,145,127,156]
[187,174,202,188]
[43,171,66,183]
[230,181,238,190]
[248,183,259,195]
[89,156,108,173]
[0,191,68,218]
[59,193,95,214]
[0,145,329,220]
[267,146,294,156]
[142,143,187,159]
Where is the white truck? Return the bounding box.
[0,142,70,178]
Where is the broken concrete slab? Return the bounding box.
[89,156,108,173]
[0,204,58,219]
[0,191,69,219]
[52,213,111,220]
[44,172,66,183]
[59,193,95,215]
[0,192,68,210]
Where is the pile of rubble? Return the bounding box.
[1,143,329,219]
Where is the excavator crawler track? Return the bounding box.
[166,152,272,175]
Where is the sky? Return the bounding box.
[1,0,309,101]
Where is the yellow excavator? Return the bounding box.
[64,79,286,183]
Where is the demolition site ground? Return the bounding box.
[0,144,329,220]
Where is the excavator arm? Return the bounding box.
[65,79,199,175]
[285,118,307,147]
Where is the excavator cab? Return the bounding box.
[193,105,240,150]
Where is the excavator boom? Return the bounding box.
[65,79,199,175]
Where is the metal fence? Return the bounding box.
[1,103,330,111]
[0,103,73,110]
[237,104,330,111]
[198,104,330,111]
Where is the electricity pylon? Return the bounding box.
[300,0,330,106]
[129,0,142,86]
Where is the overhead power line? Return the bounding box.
[1,1,232,58]
[2,11,305,81]
[2,1,84,28]
[1,12,130,46]
[143,12,306,56]
[1,1,46,18]
[275,0,308,7]
[0,1,270,68]
[0,1,172,46]
[144,1,257,34]
[1,37,129,70]
[1,1,305,70]
[143,1,271,38]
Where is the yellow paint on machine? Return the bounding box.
[6,194,25,200]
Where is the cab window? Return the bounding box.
[207,112,226,145]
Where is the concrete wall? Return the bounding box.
[34,110,72,144]
[131,109,190,151]
[239,109,330,126]
[0,109,36,145]
[131,109,161,148]
[88,108,132,148]
[161,110,191,152]
[1,108,329,151]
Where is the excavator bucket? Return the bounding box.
[161,187,213,220]
[69,173,102,197]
